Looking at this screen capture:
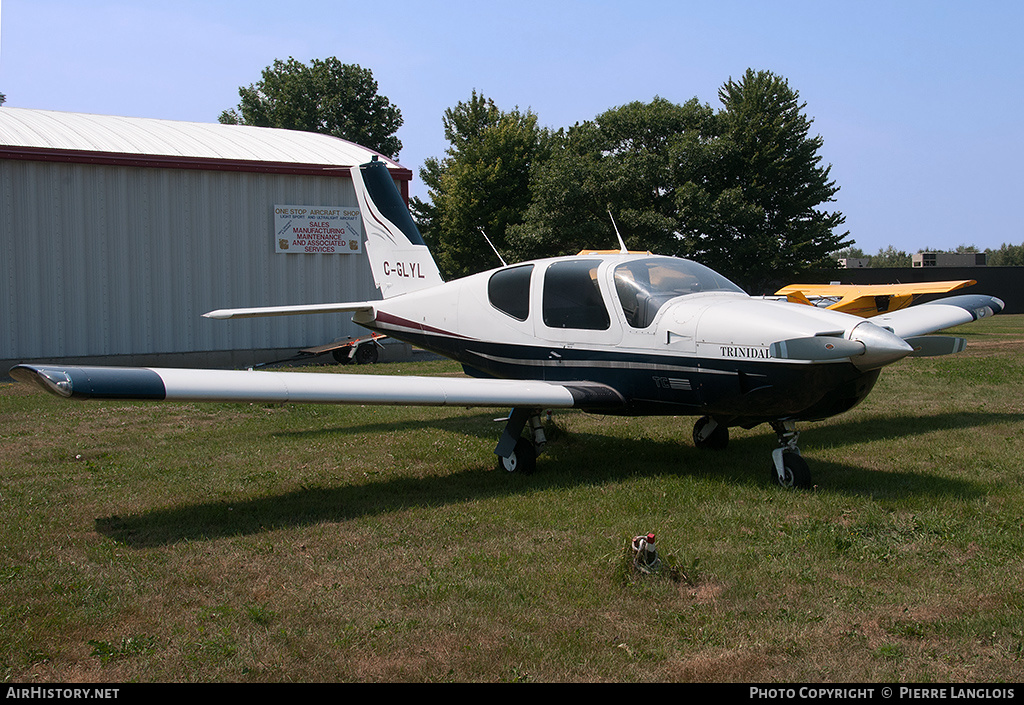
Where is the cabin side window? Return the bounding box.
[542,260,611,330]
[488,264,533,321]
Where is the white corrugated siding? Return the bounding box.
[1,109,394,362]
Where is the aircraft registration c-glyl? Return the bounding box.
[11,160,1005,488]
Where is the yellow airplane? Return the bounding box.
[774,280,977,318]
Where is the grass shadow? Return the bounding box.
[810,409,1024,446]
[95,407,1000,548]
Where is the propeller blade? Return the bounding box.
[905,335,967,357]
[769,337,865,361]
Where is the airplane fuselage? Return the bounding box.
[355,254,885,427]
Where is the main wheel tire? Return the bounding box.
[692,416,729,450]
[771,451,812,489]
[355,343,379,365]
[497,437,536,475]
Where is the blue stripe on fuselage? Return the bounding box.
[362,325,877,423]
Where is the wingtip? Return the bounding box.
[9,364,74,397]
[926,294,1006,320]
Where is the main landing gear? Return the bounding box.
[691,415,813,489]
[494,408,547,475]
[692,415,729,450]
[494,410,814,487]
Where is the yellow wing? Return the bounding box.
[774,280,976,317]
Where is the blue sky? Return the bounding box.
[2,0,1022,255]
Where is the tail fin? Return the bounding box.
[351,159,444,298]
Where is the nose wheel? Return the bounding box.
[770,420,812,488]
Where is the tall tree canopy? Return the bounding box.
[674,69,850,292]
[413,91,552,278]
[421,70,849,291]
[219,57,403,158]
[506,97,716,263]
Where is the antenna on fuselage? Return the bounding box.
[608,211,628,254]
[479,227,508,266]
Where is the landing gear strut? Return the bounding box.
[770,420,811,488]
[494,408,547,474]
[693,416,729,450]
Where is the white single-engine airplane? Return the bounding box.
[10,159,1005,488]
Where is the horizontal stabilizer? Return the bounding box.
[203,302,376,319]
[904,335,968,357]
[769,337,865,361]
[9,364,624,411]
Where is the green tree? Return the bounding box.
[674,69,850,292]
[505,71,849,293]
[219,57,403,158]
[871,245,912,267]
[985,242,1024,266]
[507,97,716,261]
[835,246,868,260]
[414,91,552,278]
[952,243,980,253]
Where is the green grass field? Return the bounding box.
[2,316,1023,682]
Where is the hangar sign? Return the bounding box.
[274,205,363,254]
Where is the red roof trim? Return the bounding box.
[0,145,413,181]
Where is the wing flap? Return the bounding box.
[9,364,622,410]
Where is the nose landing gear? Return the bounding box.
[770,420,811,488]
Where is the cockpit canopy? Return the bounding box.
[613,257,745,328]
[486,255,745,331]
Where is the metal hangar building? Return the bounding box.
[1,107,412,373]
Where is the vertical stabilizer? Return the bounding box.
[351,160,444,298]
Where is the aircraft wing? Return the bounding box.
[871,294,1004,339]
[774,280,976,317]
[8,364,625,410]
[775,281,977,299]
[202,301,377,319]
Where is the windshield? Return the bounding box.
[613,257,745,328]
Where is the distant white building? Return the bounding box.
[1,108,412,370]
[912,252,987,268]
